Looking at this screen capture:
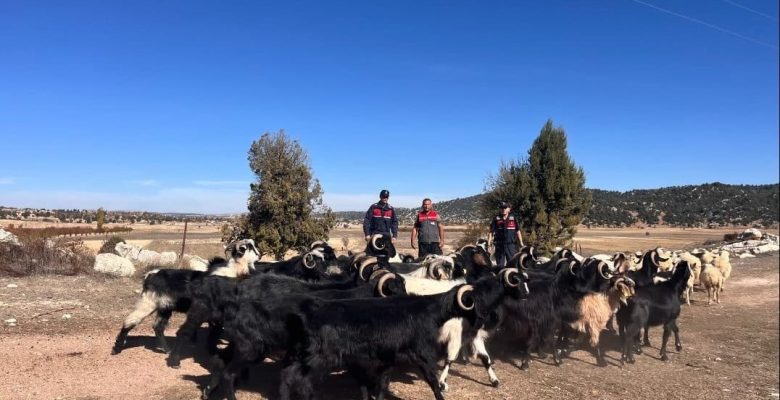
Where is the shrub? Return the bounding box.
[98,236,126,255]
[456,223,490,249]
[0,237,95,277]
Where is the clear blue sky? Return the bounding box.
[1,0,777,213]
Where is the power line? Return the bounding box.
[722,0,778,22]
[631,0,778,49]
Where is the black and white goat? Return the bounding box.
[111,238,258,355]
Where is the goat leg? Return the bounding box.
[153,310,173,353]
[671,320,682,352]
[660,323,672,361]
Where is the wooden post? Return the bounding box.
[179,220,188,268]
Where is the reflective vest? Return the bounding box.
[415,210,441,243]
[492,214,518,244]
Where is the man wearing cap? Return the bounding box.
[488,201,524,267]
[411,198,444,259]
[363,189,398,243]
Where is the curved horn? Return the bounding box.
[310,240,327,249]
[370,234,385,251]
[377,272,397,298]
[358,257,378,281]
[624,276,636,287]
[598,260,613,280]
[302,252,317,269]
[500,268,520,287]
[515,253,527,269]
[456,285,475,311]
[554,258,569,273]
[568,259,579,276]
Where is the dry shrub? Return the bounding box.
[144,240,224,260]
[0,237,95,277]
[98,236,126,255]
[456,223,490,249]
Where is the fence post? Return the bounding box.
[179,220,188,268]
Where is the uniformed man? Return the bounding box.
[363,189,398,243]
[488,201,524,267]
[411,198,444,259]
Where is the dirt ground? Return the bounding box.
[0,245,777,399]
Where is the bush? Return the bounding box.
[98,236,126,255]
[456,223,490,249]
[0,237,95,277]
[723,232,739,242]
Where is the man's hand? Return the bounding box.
[391,237,397,244]
[411,242,417,249]
[365,235,370,242]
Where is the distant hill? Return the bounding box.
[333,183,779,227]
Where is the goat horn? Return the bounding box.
[376,272,396,297]
[371,234,385,251]
[302,253,317,269]
[456,285,475,311]
[554,258,568,273]
[500,268,520,287]
[598,260,612,280]
[569,259,579,276]
[358,257,378,281]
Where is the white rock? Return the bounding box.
[93,253,136,277]
[0,229,20,245]
[738,253,756,259]
[6,284,17,288]
[62,314,72,320]
[4,318,17,326]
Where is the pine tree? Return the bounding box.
[481,120,591,254]
[245,130,334,259]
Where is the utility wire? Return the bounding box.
[722,0,778,22]
[632,0,778,49]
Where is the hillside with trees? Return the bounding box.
[333,183,779,228]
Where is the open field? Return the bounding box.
[0,252,777,399]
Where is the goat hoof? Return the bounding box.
[676,344,683,352]
[491,380,500,388]
[201,387,212,400]
[597,359,607,368]
[166,359,181,369]
[110,347,121,355]
[520,361,530,371]
[439,382,448,392]
[634,347,643,355]
[660,354,669,362]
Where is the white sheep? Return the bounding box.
[700,263,723,305]
[712,250,732,291]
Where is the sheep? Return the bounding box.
[272,276,526,400]
[712,250,732,291]
[616,261,691,363]
[676,251,701,305]
[111,239,259,355]
[692,248,716,264]
[699,263,723,305]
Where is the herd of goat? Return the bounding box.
[110,234,728,400]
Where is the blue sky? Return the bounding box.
[1,0,777,213]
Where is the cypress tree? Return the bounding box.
[481,120,590,254]
[245,130,334,259]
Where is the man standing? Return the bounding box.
[488,201,524,267]
[363,189,398,244]
[411,198,444,259]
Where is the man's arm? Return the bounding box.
[391,210,399,240]
[411,225,418,249]
[438,222,445,246]
[516,229,524,247]
[363,206,373,240]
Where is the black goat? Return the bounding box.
[253,245,343,282]
[111,239,258,355]
[274,276,521,400]
[617,260,691,363]
[626,248,670,288]
[165,266,404,368]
